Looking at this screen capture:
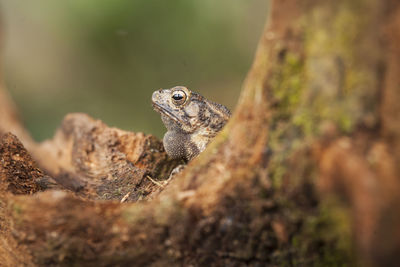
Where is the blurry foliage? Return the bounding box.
[1,0,268,140]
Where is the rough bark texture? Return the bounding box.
[1,0,400,266]
[36,113,180,201]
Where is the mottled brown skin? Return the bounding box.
[152,86,231,161]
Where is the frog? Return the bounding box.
[152,86,231,162]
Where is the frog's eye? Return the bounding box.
[171,90,187,105]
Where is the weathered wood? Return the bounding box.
[36,113,180,201]
[1,0,400,266]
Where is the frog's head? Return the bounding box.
[152,86,203,133]
[152,86,231,136]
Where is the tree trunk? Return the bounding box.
[1,0,400,266]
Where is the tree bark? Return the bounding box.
[1,0,400,266]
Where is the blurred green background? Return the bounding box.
[0,1,268,141]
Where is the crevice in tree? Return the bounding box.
[1,0,400,266]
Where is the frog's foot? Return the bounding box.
[147,165,186,188]
[169,164,185,178]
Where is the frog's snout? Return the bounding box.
[152,90,161,103]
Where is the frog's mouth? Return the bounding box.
[152,102,182,124]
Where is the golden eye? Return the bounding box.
[171,90,187,105]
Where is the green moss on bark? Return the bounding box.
[292,198,353,266]
[264,0,381,265]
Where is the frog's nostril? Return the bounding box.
[152,91,159,100]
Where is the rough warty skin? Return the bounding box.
[152,86,231,161]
